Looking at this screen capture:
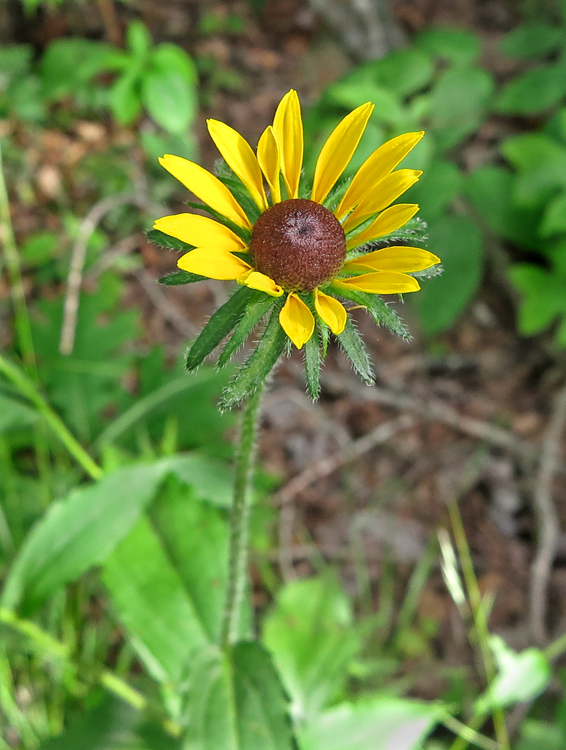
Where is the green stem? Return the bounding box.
[443,713,498,750]
[0,140,36,378]
[545,630,566,662]
[222,386,264,647]
[0,353,103,481]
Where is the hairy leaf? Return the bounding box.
[217,294,276,368]
[336,318,374,386]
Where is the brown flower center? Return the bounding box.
[249,199,346,291]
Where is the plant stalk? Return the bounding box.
[222,385,264,647]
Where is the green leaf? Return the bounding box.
[416,26,481,65]
[142,66,196,134]
[297,696,440,750]
[370,48,434,97]
[158,270,207,285]
[127,20,152,61]
[182,643,294,750]
[515,720,565,750]
[152,43,197,86]
[1,455,233,613]
[404,159,462,220]
[110,70,143,126]
[217,294,276,368]
[496,58,566,115]
[220,302,287,411]
[146,228,194,253]
[475,636,551,713]
[329,287,410,340]
[502,133,566,208]
[500,23,564,60]
[415,215,484,335]
[263,577,361,720]
[466,166,541,249]
[0,391,38,433]
[541,191,566,236]
[102,514,208,685]
[509,264,565,336]
[304,330,321,401]
[430,67,494,150]
[186,286,258,371]
[336,318,374,386]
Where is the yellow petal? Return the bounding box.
[241,270,284,297]
[343,169,422,233]
[333,272,421,294]
[336,131,424,219]
[272,90,303,199]
[153,213,247,252]
[257,126,281,204]
[314,289,347,334]
[159,154,251,229]
[207,119,268,211]
[279,293,315,349]
[177,248,251,280]
[344,246,440,273]
[311,103,374,205]
[346,204,419,250]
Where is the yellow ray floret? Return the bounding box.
[311,103,374,205]
[333,271,421,294]
[207,119,268,212]
[178,248,251,280]
[154,213,247,252]
[343,246,440,274]
[343,169,422,233]
[314,289,347,334]
[257,126,281,204]
[159,154,251,230]
[346,204,420,250]
[336,131,424,220]
[273,90,303,199]
[279,293,315,349]
[240,270,283,297]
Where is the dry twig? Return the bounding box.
[530,382,566,646]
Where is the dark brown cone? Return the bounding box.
[249,199,346,291]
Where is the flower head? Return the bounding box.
[151,90,440,406]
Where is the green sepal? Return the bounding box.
[185,201,252,244]
[217,293,277,369]
[336,317,374,385]
[345,217,429,255]
[158,270,207,286]
[147,228,194,252]
[319,319,330,357]
[323,175,352,213]
[185,286,259,371]
[304,329,322,400]
[213,159,262,225]
[220,300,287,411]
[329,285,410,341]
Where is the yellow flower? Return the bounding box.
[153,90,440,350]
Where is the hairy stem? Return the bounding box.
[222,386,264,647]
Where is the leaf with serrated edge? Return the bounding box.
[329,285,410,340]
[186,286,259,371]
[304,328,321,400]
[336,317,374,385]
[147,228,194,253]
[217,294,276,368]
[158,270,207,286]
[220,302,286,411]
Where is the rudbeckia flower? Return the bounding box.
[150,90,440,407]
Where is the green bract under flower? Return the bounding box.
[149,90,440,406]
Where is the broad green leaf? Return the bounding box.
[0,45,32,76]
[152,43,197,86]
[186,287,258,371]
[475,636,551,713]
[127,20,152,62]
[297,696,440,750]
[430,67,494,150]
[158,270,207,285]
[515,720,565,750]
[500,23,564,60]
[329,81,404,128]
[220,302,287,411]
[102,514,208,685]
[182,643,294,750]
[0,391,38,433]
[466,166,541,250]
[404,159,462,220]
[263,577,361,720]
[217,294,275,368]
[142,67,195,134]
[415,215,484,335]
[370,48,434,97]
[502,133,566,208]
[509,264,565,336]
[1,455,232,613]
[110,70,143,126]
[540,191,566,236]
[416,26,480,65]
[496,58,566,115]
[304,330,321,401]
[336,318,374,386]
